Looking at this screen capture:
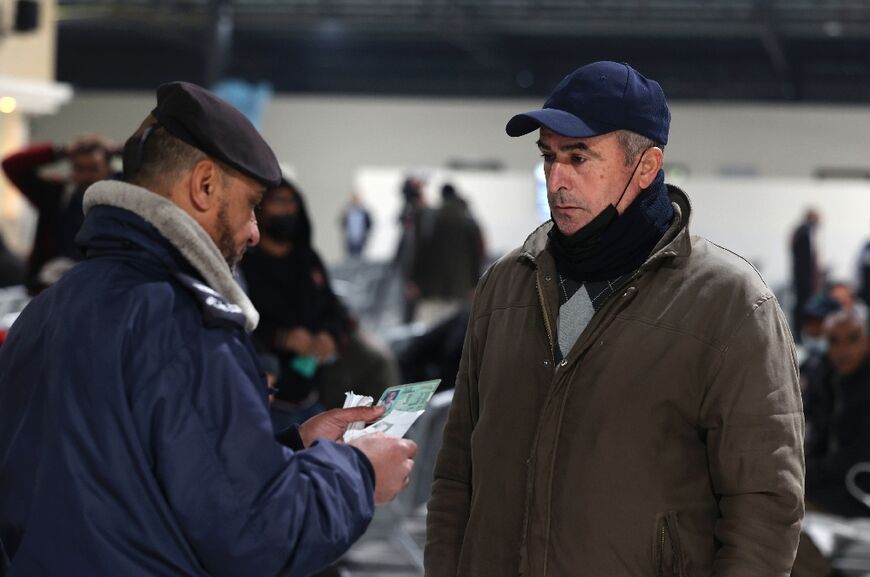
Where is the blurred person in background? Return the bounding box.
[791,208,822,339]
[859,224,870,306]
[410,183,483,325]
[339,191,372,259]
[0,82,415,577]
[2,134,119,292]
[426,61,804,577]
[240,177,398,425]
[804,308,870,518]
[798,293,841,393]
[398,302,471,392]
[794,308,870,577]
[394,175,430,322]
[827,280,869,321]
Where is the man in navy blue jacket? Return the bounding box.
[0,82,416,577]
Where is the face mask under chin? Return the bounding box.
[801,335,828,356]
[550,204,619,260]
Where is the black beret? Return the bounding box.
[151,81,281,188]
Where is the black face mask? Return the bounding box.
[549,151,646,261]
[262,214,299,242]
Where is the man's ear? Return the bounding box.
[188,158,221,213]
[636,147,664,189]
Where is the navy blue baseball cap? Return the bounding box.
[506,61,670,145]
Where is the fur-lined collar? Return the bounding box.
[83,180,259,333]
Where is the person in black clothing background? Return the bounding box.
[241,177,398,428]
[241,178,351,428]
[804,308,870,518]
[790,208,822,339]
[397,303,470,392]
[859,229,870,309]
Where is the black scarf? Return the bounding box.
[549,170,673,282]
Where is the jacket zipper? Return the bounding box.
[518,271,556,575]
[658,516,681,577]
[535,273,555,361]
[658,523,666,577]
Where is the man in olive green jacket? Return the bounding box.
[425,61,804,577]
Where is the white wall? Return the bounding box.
[353,168,870,292]
[668,176,869,292]
[29,92,870,271]
[354,168,540,262]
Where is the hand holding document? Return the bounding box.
[342,380,440,442]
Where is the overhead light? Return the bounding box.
[0,76,72,115]
[0,97,17,114]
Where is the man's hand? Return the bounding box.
[350,433,417,504]
[298,405,385,446]
[311,331,337,361]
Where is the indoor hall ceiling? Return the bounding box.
[55,0,870,102]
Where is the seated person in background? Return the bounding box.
[804,308,870,518]
[828,280,869,322]
[2,135,118,291]
[798,294,841,393]
[398,302,471,392]
[240,177,397,427]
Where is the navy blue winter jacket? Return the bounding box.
[0,195,375,576]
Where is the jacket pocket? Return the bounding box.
[654,511,686,577]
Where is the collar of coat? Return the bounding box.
[520,184,693,271]
[82,179,260,333]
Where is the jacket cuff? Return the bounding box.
[349,445,376,487]
[274,424,305,451]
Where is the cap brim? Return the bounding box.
[505,108,613,138]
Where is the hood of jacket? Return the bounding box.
[79,180,259,332]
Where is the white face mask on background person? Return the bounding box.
[801,334,828,357]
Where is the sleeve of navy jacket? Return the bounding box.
[135,332,375,577]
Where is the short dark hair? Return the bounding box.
[615,130,664,166]
[441,183,457,200]
[123,124,206,191]
[824,307,868,335]
[69,141,112,164]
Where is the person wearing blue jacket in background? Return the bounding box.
[0,82,416,577]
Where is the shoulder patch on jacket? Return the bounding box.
[173,271,246,330]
